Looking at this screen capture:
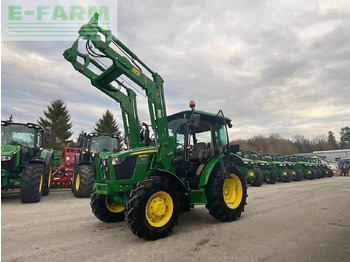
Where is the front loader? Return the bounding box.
[1,121,53,203]
[64,13,247,240]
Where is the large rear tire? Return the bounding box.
[20,163,45,203]
[205,165,247,222]
[90,193,125,222]
[126,176,180,240]
[73,164,94,198]
[250,168,264,187]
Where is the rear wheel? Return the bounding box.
[205,165,247,222]
[73,164,94,198]
[265,169,277,184]
[250,168,264,187]
[90,193,125,222]
[20,163,45,203]
[126,176,180,240]
[326,168,333,177]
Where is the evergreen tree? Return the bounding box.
[327,131,337,149]
[94,110,122,147]
[340,127,350,149]
[76,130,86,147]
[38,99,73,149]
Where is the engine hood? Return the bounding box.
[1,144,21,156]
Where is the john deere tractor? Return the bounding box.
[72,132,120,198]
[64,13,247,240]
[1,121,53,203]
[276,155,303,181]
[236,150,263,187]
[245,151,277,184]
[261,153,292,182]
[288,155,316,179]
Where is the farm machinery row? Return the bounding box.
[235,150,333,186]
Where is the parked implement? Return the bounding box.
[51,147,81,187]
[72,133,120,198]
[64,13,247,239]
[1,121,53,203]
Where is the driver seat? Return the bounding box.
[189,142,207,160]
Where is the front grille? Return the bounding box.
[114,156,137,180]
[1,157,16,170]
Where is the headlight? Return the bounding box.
[66,156,70,161]
[1,155,13,161]
[101,159,108,166]
[112,157,126,165]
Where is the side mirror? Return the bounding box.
[46,130,51,142]
[230,144,240,154]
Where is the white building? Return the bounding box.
[313,149,350,162]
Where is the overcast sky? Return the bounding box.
[1,0,350,142]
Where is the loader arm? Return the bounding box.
[63,13,174,169]
[63,41,142,148]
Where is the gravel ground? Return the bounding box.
[2,176,350,262]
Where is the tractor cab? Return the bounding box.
[167,104,232,188]
[1,121,47,165]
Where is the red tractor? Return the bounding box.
[51,147,81,187]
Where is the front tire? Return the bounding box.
[250,168,264,187]
[20,163,45,203]
[42,160,52,196]
[265,169,277,184]
[126,176,180,240]
[73,164,94,198]
[293,168,304,181]
[205,165,247,222]
[90,193,125,222]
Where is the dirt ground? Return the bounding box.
[2,176,350,262]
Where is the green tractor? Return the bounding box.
[287,155,316,180]
[310,157,333,177]
[261,153,293,182]
[236,150,264,186]
[245,151,277,184]
[306,157,325,178]
[72,132,120,198]
[64,13,247,240]
[276,155,303,181]
[1,121,53,203]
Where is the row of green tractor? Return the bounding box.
[236,150,333,187]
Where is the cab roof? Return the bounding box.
[167,110,232,126]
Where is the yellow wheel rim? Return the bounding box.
[39,175,43,193]
[146,191,173,227]
[266,176,271,182]
[105,196,125,213]
[75,173,80,191]
[223,174,243,209]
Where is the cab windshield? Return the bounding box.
[90,136,119,153]
[1,124,36,147]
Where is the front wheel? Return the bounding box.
[73,164,94,198]
[126,176,180,240]
[20,163,45,203]
[265,169,277,184]
[90,193,125,222]
[205,165,247,222]
[250,168,264,187]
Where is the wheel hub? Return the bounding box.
[146,191,173,227]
